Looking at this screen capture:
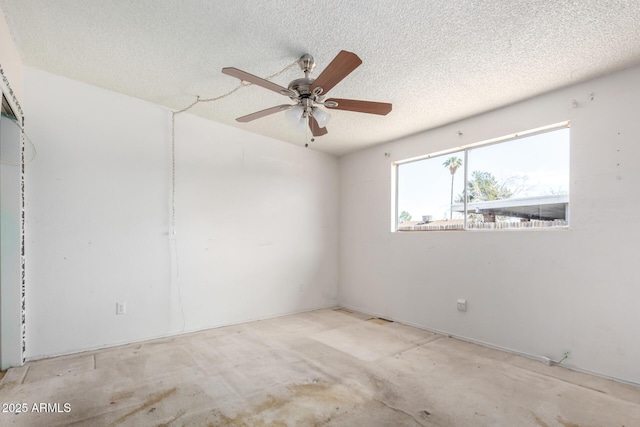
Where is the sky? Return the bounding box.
[397,127,570,222]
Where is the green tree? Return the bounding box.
[457,170,513,202]
[443,156,463,219]
[398,211,412,223]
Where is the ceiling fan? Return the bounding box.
[222,50,392,138]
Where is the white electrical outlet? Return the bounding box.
[457,299,467,312]
[116,302,126,315]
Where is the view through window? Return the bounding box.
[396,125,570,231]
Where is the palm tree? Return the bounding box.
[443,156,463,220]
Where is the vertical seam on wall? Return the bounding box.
[170,112,185,332]
[171,112,176,231]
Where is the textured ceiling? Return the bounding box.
[2,1,640,156]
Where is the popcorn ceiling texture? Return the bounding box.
[2,0,640,156]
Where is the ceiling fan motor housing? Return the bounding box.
[288,78,319,115]
[288,78,314,97]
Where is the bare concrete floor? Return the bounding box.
[1,308,639,426]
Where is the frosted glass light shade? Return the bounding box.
[312,107,331,128]
[285,106,304,124]
[285,106,307,132]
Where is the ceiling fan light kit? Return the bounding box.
[222,50,392,140]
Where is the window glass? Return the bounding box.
[396,126,569,231]
[397,151,464,230]
[463,128,569,229]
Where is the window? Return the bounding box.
[395,123,570,231]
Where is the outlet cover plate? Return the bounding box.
[116,302,126,315]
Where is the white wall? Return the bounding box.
[24,67,338,359]
[339,64,640,385]
[171,114,339,331]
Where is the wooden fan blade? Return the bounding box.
[309,51,362,95]
[236,105,293,122]
[222,67,289,95]
[325,98,392,115]
[309,116,328,136]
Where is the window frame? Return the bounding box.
[392,121,570,232]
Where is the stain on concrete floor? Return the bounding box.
[367,317,394,325]
[112,387,177,425]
